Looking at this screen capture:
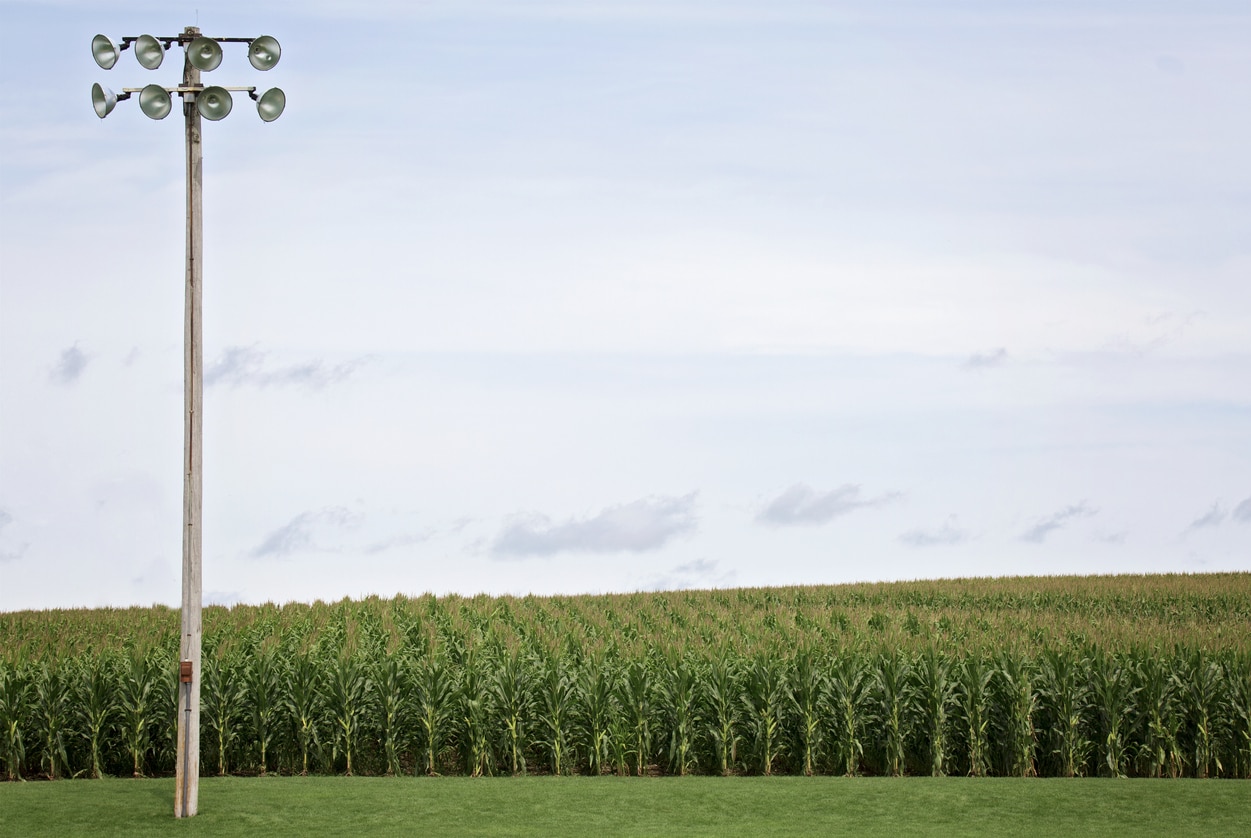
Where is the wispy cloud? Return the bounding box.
[756,483,900,527]
[250,507,360,558]
[49,343,89,384]
[0,508,28,563]
[1181,496,1251,535]
[1184,503,1226,535]
[364,532,433,554]
[493,493,697,557]
[1104,311,1206,356]
[1020,501,1097,543]
[899,515,967,547]
[206,345,367,389]
[962,347,1007,370]
[648,558,735,591]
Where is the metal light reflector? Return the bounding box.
[197,86,233,120]
[134,34,165,70]
[92,34,119,69]
[187,37,223,72]
[255,88,286,122]
[91,83,118,118]
[139,84,172,120]
[248,36,281,71]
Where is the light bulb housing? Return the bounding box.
[248,36,282,71]
[186,37,223,72]
[256,87,286,122]
[135,34,165,70]
[139,84,173,120]
[91,34,119,70]
[197,86,233,121]
[91,82,118,118]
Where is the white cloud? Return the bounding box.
[1020,502,1097,544]
[647,558,735,591]
[49,343,89,384]
[493,493,697,557]
[250,507,361,558]
[756,483,900,527]
[206,346,367,389]
[1184,502,1226,535]
[962,348,1008,370]
[0,507,29,567]
[364,532,433,555]
[899,515,968,547]
[0,508,29,564]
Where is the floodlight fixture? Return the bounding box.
[92,34,119,69]
[248,35,281,71]
[253,87,286,122]
[187,36,223,72]
[91,82,128,118]
[89,32,285,124]
[139,83,172,120]
[134,34,165,69]
[197,86,233,121]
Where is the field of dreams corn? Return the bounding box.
[1,574,1249,782]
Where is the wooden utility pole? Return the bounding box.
[90,25,284,816]
[174,24,204,820]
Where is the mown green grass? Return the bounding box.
[2,776,1249,837]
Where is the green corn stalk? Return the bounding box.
[741,655,787,776]
[1175,649,1223,778]
[538,658,575,775]
[1135,654,1182,778]
[202,648,244,776]
[487,647,532,776]
[829,654,868,776]
[789,648,829,776]
[0,663,30,781]
[1220,655,1251,780]
[700,650,741,776]
[1224,652,1251,779]
[577,654,618,776]
[623,658,656,776]
[30,662,71,780]
[871,650,914,777]
[1089,649,1135,778]
[609,709,632,776]
[116,650,159,778]
[413,653,458,776]
[957,654,992,777]
[77,654,115,779]
[914,647,956,777]
[1038,647,1092,778]
[284,651,322,775]
[244,641,282,776]
[661,653,699,776]
[373,651,408,777]
[151,651,179,777]
[325,652,370,776]
[459,654,493,777]
[996,652,1038,778]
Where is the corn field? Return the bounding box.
[1,574,1249,780]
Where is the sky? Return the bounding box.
[1,0,1248,612]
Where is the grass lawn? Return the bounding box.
[2,776,1249,837]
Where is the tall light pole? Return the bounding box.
[90,26,285,819]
